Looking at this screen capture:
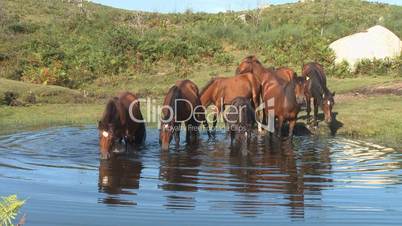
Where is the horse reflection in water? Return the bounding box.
[159,148,202,210]
[98,157,143,206]
[96,132,333,219]
[203,136,333,218]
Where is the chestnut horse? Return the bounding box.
[262,73,306,140]
[225,97,256,146]
[302,62,335,125]
[200,73,260,133]
[160,80,208,151]
[236,55,296,84]
[98,92,146,159]
[236,56,301,129]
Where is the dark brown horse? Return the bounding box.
[262,74,306,140]
[98,92,146,159]
[160,80,207,151]
[200,73,261,132]
[302,62,335,125]
[224,97,256,147]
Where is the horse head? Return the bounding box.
[98,121,117,159]
[235,55,262,75]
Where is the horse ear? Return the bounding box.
[332,91,336,97]
[98,121,102,129]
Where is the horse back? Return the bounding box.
[262,76,298,119]
[276,67,296,83]
[118,92,145,142]
[164,80,202,123]
[302,62,327,98]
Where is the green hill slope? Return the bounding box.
[0,0,401,89]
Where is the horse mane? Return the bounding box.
[284,77,296,93]
[163,85,181,120]
[200,78,218,96]
[304,64,329,103]
[101,97,118,126]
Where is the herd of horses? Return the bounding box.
[98,56,335,159]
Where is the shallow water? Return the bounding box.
[0,127,402,225]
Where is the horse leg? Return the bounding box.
[252,94,262,133]
[273,117,283,150]
[203,119,211,138]
[174,123,181,146]
[211,113,218,136]
[230,128,235,146]
[306,96,311,124]
[276,116,284,140]
[212,103,221,136]
[185,122,190,143]
[313,98,319,127]
[288,118,296,141]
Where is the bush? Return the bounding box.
[8,22,38,34]
[2,91,18,106]
[214,52,234,71]
[328,61,352,78]
[355,58,399,76]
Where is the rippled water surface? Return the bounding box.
[1,127,402,225]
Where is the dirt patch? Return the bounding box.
[336,82,402,102]
[358,82,402,95]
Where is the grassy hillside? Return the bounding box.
[0,0,401,90]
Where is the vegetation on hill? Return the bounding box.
[0,0,401,90]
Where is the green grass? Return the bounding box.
[333,95,402,147]
[0,78,85,104]
[0,104,103,135]
[328,76,402,94]
[82,63,235,98]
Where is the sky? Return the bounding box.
[91,0,402,13]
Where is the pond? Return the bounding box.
[0,127,401,225]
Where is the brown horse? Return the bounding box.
[200,73,261,133]
[236,56,302,129]
[160,80,207,151]
[236,56,297,84]
[98,92,146,159]
[262,74,306,140]
[302,62,335,125]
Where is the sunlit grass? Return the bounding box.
[333,95,402,147]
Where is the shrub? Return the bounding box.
[355,58,398,76]
[8,22,38,34]
[214,52,234,71]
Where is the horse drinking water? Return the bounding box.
[98,92,146,159]
[262,73,306,141]
[160,80,208,151]
[302,62,335,125]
